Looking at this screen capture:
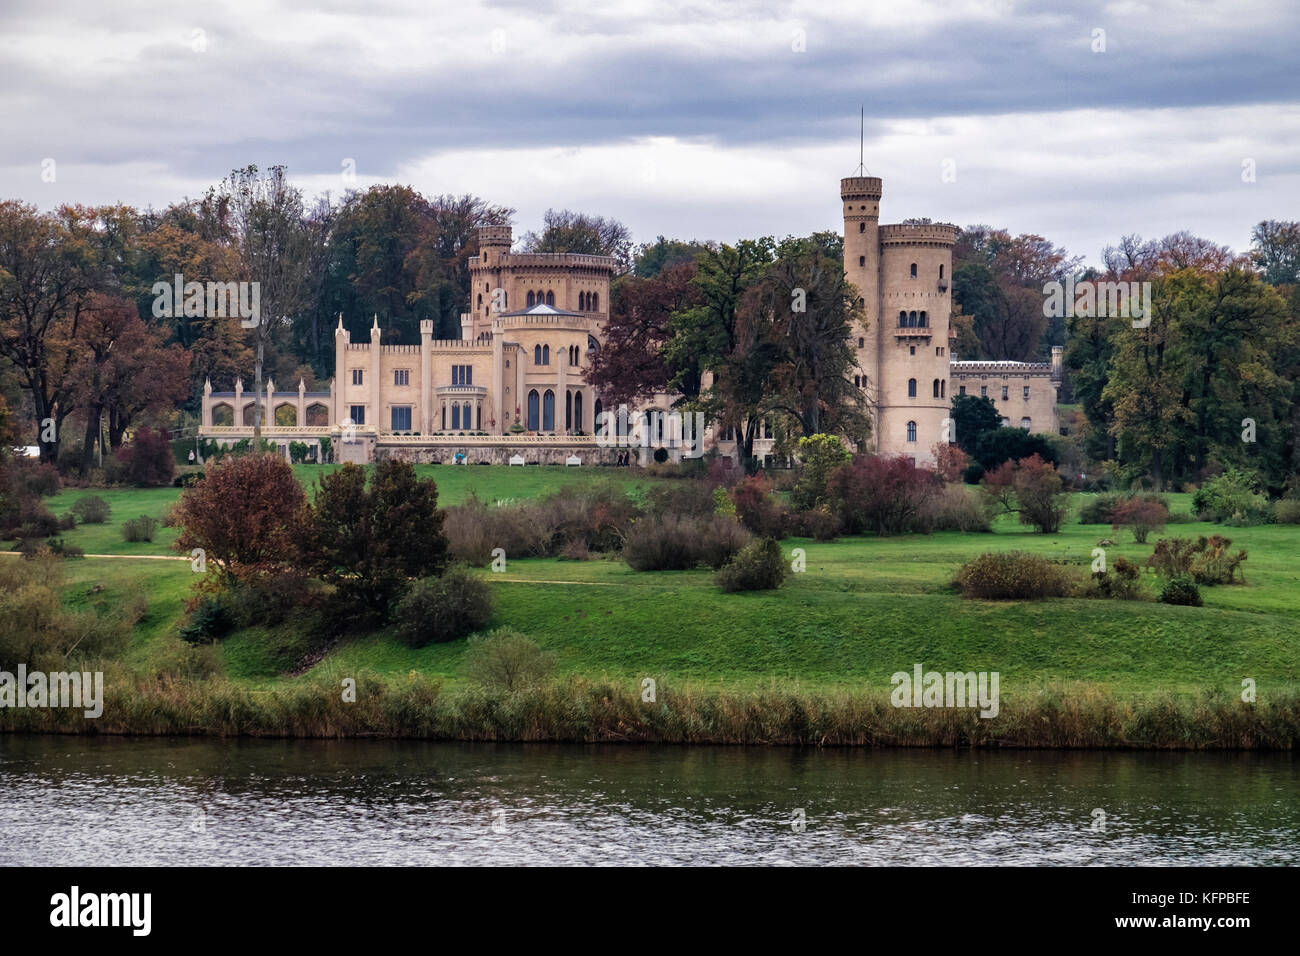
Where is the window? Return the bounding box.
[899,311,907,325]
[933,379,941,398]
[941,381,946,398]
[593,398,604,436]
[527,291,535,308]
[349,405,366,426]
[566,391,573,430]
[1001,418,1011,428]
[910,263,917,278]
[545,291,555,307]
[451,404,461,430]
[980,386,987,398]
[394,369,409,387]
[527,390,540,430]
[936,347,944,356]
[908,378,917,398]
[909,346,916,355]
[392,406,411,431]
[940,264,945,278]
[1001,386,1009,401]
[534,344,543,365]
[543,344,550,365]
[1020,417,1032,430]
[919,311,927,327]
[574,392,583,432]
[859,223,865,233]
[1023,386,1030,400]
[858,336,865,348]
[858,256,865,267]
[906,421,917,443]
[854,375,861,387]
[351,369,363,386]
[959,385,966,396]
[592,292,599,311]
[543,390,555,431]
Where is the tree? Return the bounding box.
[521,209,633,272]
[1111,496,1168,544]
[633,237,714,278]
[308,459,448,614]
[792,433,851,511]
[1250,220,1300,286]
[826,455,940,536]
[115,426,175,487]
[973,427,1058,472]
[980,454,1069,533]
[949,394,1002,456]
[172,453,308,583]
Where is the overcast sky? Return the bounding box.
[2,0,1297,266]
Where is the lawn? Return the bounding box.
[10,470,1300,700]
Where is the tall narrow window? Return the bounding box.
[574,392,583,433]
[933,379,940,398]
[527,291,535,308]
[451,405,460,430]
[908,378,917,398]
[534,344,542,365]
[906,421,917,443]
[351,369,363,386]
[566,391,572,431]
[546,291,555,306]
[593,398,603,436]
[592,292,598,311]
[542,390,555,430]
[542,344,550,365]
[349,405,365,426]
[910,263,918,278]
[527,390,540,430]
[1023,385,1030,399]
[392,406,411,431]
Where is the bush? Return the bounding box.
[622,514,751,571]
[394,566,495,647]
[1192,468,1270,525]
[116,426,176,486]
[1273,499,1300,524]
[1111,496,1169,543]
[1080,556,1144,600]
[916,483,992,533]
[57,512,76,531]
[715,538,787,592]
[1077,493,1124,525]
[981,455,1070,534]
[19,537,83,559]
[961,463,985,485]
[1147,535,1247,585]
[785,506,842,541]
[827,455,941,536]
[955,552,1075,600]
[14,508,60,539]
[730,475,786,538]
[14,459,60,497]
[464,628,554,693]
[122,515,159,542]
[71,495,111,524]
[1159,575,1203,607]
[645,481,718,518]
[179,594,236,644]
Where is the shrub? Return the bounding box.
[122,515,159,542]
[464,628,554,693]
[444,494,495,566]
[827,455,940,536]
[57,512,75,531]
[730,475,786,538]
[19,537,83,559]
[712,486,737,518]
[1273,499,1300,524]
[645,481,718,518]
[14,509,60,539]
[71,495,111,524]
[1192,468,1269,525]
[1148,535,1247,585]
[1111,496,1168,543]
[393,566,495,647]
[1159,575,1203,607]
[173,453,309,583]
[559,537,591,561]
[715,537,787,592]
[1081,556,1144,600]
[289,441,309,464]
[309,459,449,614]
[972,426,1058,471]
[173,471,205,488]
[785,506,842,541]
[955,552,1075,600]
[916,483,992,533]
[961,463,985,485]
[1077,493,1124,525]
[981,455,1070,534]
[14,459,60,497]
[791,434,851,511]
[622,514,751,571]
[932,443,970,484]
[179,594,236,644]
[116,426,176,486]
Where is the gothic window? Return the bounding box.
[933,379,941,398]
[859,223,865,233]
[592,292,598,311]
[910,263,918,278]
[906,421,917,442]
[566,391,572,430]
[908,378,917,398]
[593,398,603,436]
[543,390,555,430]
[527,390,540,430]
[1020,417,1031,431]
[919,311,927,327]
[546,291,555,306]
[534,344,542,365]
[543,344,550,365]
[527,291,535,308]
[859,256,865,266]
[574,392,583,433]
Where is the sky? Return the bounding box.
[2,0,1297,267]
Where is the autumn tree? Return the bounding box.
[521,209,633,273]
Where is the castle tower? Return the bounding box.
[333,314,349,425]
[841,176,883,412]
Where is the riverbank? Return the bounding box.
[2,674,1297,748]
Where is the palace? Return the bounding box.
[199,175,1060,465]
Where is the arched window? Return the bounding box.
[534,344,542,365]
[858,256,865,267]
[527,291,535,308]
[933,379,941,398]
[592,292,598,311]
[1020,417,1032,431]
[546,291,555,307]
[566,391,573,431]
[907,421,918,443]
[859,222,865,233]
[909,311,918,327]
[939,264,945,279]
[542,344,550,365]
[574,392,583,433]
[908,378,917,398]
[451,405,461,430]
[941,381,946,398]
[477,294,482,307]
[543,390,555,431]
[899,311,907,326]
[527,390,540,430]
[910,263,918,278]
[858,336,865,348]
[920,311,928,327]
[593,397,603,436]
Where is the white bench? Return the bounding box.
[565,455,581,466]
[508,454,525,467]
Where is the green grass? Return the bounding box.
[11,471,1300,704]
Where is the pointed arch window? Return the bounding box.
[527,291,536,308]
[534,344,542,365]
[546,291,555,307]
[908,378,917,398]
[906,421,918,443]
[542,344,550,365]
[527,390,540,430]
[543,390,555,431]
